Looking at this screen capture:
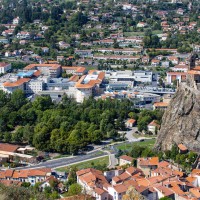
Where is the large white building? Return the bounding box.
[133,71,154,83]
[75,70,105,103]
[24,64,62,78]
[25,80,44,94]
[106,70,156,85]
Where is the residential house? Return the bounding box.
[147,120,160,135]
[119,155,133,166]
[168,56,179,65]
[172,64,188,72]
[16,31,30,39]
[0,62,11,74]
[153,102,168,110]
[13,17,20,25]
[5,51,11,57]
[42,47,49,53]
[142,56,150,64]
[166,72,187,84]
[151,59,160,67]
[137,157,159,177]
[76,168,108,196]
[75,50,93,58]
[137,22,147,28]
[126,119,136,128]
[2,29,14,37]
[177,8,184,15]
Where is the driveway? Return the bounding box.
[125,127,140,142]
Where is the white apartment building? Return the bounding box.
[133,71,154,83]
[25,80,44,94]
[0,63,11,74]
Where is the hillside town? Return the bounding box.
[0,0,200,199]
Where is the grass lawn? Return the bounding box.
[116,138,156,151]
[56,156,109,172]
[124,32,145,37]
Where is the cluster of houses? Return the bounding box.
[0,167,67,193]
[76,152,200,200]
[0,143,36,165]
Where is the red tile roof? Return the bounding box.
[0,143,19,152]
[120,155,133,162]
[178,144,188,151]
[3,78,30,87]
[0,62,10,67]
[138,157,159,166]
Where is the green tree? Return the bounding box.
[68,183,82,196]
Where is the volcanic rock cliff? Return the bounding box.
[154,81,200,152]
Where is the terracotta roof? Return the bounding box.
[126,166,143,176]
[178,144,188,151]
[174,64,188,69]
[191,169,200,176]
[76,67,86,73]
[4,169,14,177]
[0,62,10,67]
[12,171,20,179]
[127,119,136,124]
[138,157,159,166]
[188,70,200,75]
[77,168,108,188]
[75,71,105,89]
[167,72,187,75]
[158,161,170,168]
[0,143,19,152]
[33,70,41,77]
[136,178,150,187]
[154,102,168,107]
[113,184,128,193]
[0,171,5,179]
[3,78,30,87]
[24,64,61,70]
[148,120,160,128]
[28,169,48,177]
[120,155,133,162]
[190,188,200,198]
[170,186,185,196]
[186,177,197,183]
[94,188,107,195]
[69,75,79,82]
[155,185,174,197]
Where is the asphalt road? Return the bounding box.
[16,150,107,170]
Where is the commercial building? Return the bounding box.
[75,70,105,103]
[24,64,62,78]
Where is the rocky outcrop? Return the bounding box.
[154,82,200,152]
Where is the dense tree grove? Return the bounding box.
[0,89,137,154]
[0,89,164,154]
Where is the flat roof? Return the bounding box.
[17,70,35,77]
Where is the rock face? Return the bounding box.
[154,82,200,152]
